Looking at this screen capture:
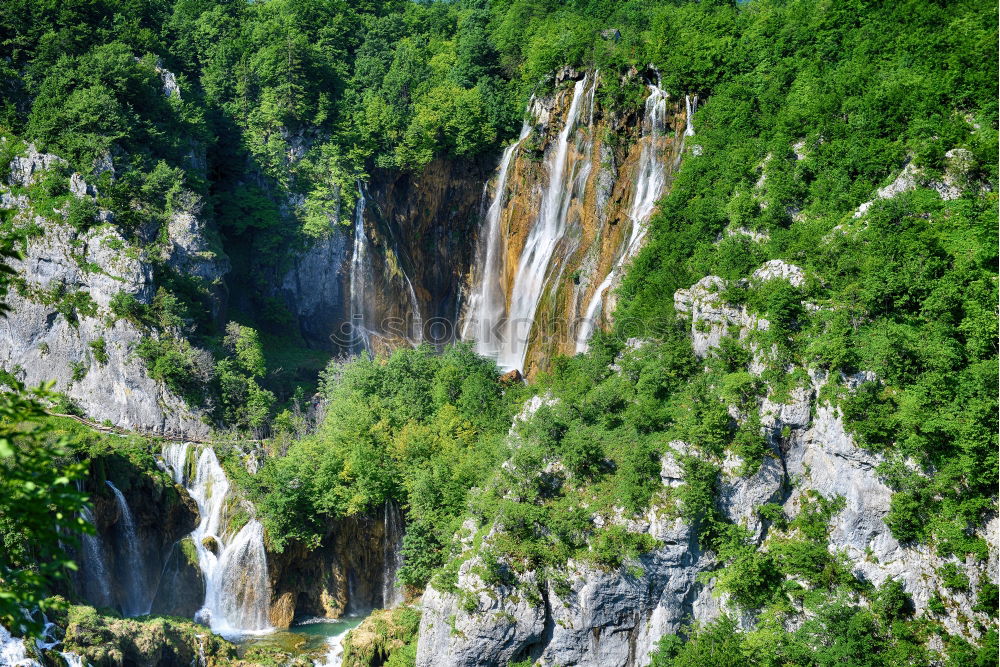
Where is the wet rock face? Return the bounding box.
[267,512,391,628]
[73,455,202,617]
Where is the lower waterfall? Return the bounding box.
[79,505,112,609]
[162,443,272,636]
[105,481,151,616]
[381,501,405,608]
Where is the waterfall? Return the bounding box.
[1,624,41,667]
[684,94,697,137]
[1,623,88,667]
[496,75,593,371]
[162,444,272,636]
[60,653,86,667]
[381,501,405,608]
[461,121,532,356]
[105,481,151,616]
[402,273,423,345]
[79,505,112,609]
[349,184,370,354]
[576,84,670,353]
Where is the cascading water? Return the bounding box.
[575,83,670,352]
[685,94,698,137]
[349,184,371,354]
[496,75,593,371]
[79,505,112,609]
[161,443,272,636]
[461,121,532,357]
[381,501,405,608]
[1,624,40,667]
[105,481,151,616]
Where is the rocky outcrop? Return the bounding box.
[853,148,986,218]
[56,603,237,667]
[267,510,396,628]
[414,262,997,665]
[0,144,210,437]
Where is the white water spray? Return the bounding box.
[381,501,405,608]
[576,84,670,352]
[79,506,112,609]
[496,75,593,370]
[461,121,532,356]
[105,481,150,616]
[162,444,272,636]
[684,94,697,137]
[349,185,370,354]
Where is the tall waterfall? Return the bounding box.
[105,481,151,616]
[381,501,405,608]
[162,443,272,636]
[461,121,532,357]
[79,505,112,609]
[349,185,370,354]
[684,94,698,136]
[576,84,670,352]
[497,74,594,371]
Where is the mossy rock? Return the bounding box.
[202,535,219,554]
[342,606,421,667]
[61,604,237,666]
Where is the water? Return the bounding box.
[0,622,88,667]
[0,623,41,667]
[349,184,371,354]
[59,653,86,667]
[79,506,112,608]
[575,83,670,352]
[685,94,698,136]
[381,501,405,608]
[497,75,594,371]
[233,616,364,667]
[162,444,272,637]
[312,617,366,667]
[461,121,532,357]
[105,481,150,616]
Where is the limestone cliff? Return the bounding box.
[460,69,690,377]
[414,261,998,666]
[0,142,217,437]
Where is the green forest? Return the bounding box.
[1,0,997,665]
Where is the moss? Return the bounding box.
[342,606,422,667]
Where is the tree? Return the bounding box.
[0,250,89,635]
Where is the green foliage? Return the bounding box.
[248,344,520,576]
[135,336,208,406]
[88,338,108,365]
[0,379,90,635]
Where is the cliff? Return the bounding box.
[414,261,998,666]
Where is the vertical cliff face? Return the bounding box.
[267,504,407,628]
[278,69,687,372]
[280,158,489,355]
[460,69,690,377]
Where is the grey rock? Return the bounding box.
[166,211,230,284]
[2,218,208,437]
[8,144,66,187]
[279,227,349,346]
